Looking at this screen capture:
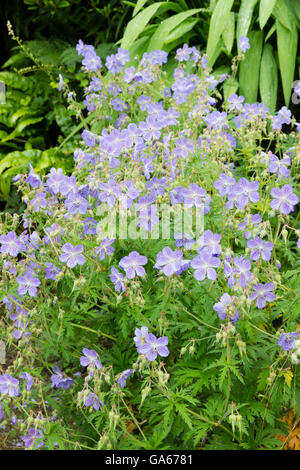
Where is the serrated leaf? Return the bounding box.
[259,0,277,29]
[239,30,263,103]
[207,0,234,67]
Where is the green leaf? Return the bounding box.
[259,43,278,113]
[236,0,258,46]
[0,149,42,176]
[239,30,263,103]
[133,0,149,16]
[276,19,298,106]
[222,12,235,53]
[164,18,199,45]
[121,2,164,50]
[223,77,239,102]
[147,9,202,52]
[259,0,276,29]
[273,0,294,31]
[207,0,234,67]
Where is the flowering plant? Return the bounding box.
[0,39,300,450]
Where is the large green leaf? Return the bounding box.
[222,12,235,53]
[259,0,276,29]
[276,19,298,106]
[207,0,234,67]
[223,77,239,102]
[273,0,294,31]
[133,0,149,16]
[236,0,258,44]
[120,3,164,50]
[259,43,278,113]
[239,30,263,103]
[147,9,202,52]
[164,18,199,45]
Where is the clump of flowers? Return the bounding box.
[0,37,299,451]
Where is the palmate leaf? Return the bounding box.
[276,19,298,106]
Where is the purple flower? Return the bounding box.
[0,374,19,397]
[268,154,290,178]
[51,366,74,389]
[59,243,86,268]
[22,427,44,449]
[109,267,125,293]
[249,282,276,309]
[134,326,149,347]
[16,270,41,297]
[270,185,299,215]
[83,393,102,411]
[174,233,195,250]
[227,178,260,210]
[58,74,64,91]
[213,293,239,323]
[19,372,33,391]
[196,230,222,256]
[191,248,221,281]
[119,251,148,279]
[231,256,252,288]
[80,348,102,370]
[117,369,134,388]
[227,93,244,111]
[247,237,274,261]
[95,238,115,261]
[137,333,169,361]
[65,193,89,215]
[278,332,298,351]
[238,36,250,53]
[154,247,185,277]
[0,231,25,257]
[213,173,236,197]
[182,184,210,212]
[45,263,61,281]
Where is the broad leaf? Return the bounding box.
[239,30,263,103]
[207,0,234,67]
[276,19,298,106]
[259,0,276,29]
[259,43,278,113]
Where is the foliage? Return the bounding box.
[0,41,299,450]
[121,0,300,111]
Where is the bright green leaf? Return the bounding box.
[207,0,234,67]
[259,0,276,29]
[259,43,278,113]
[239,30,263,103]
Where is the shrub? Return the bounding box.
[0,40,300,450]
